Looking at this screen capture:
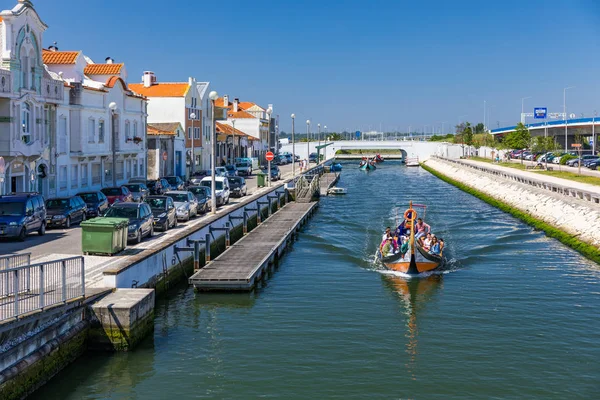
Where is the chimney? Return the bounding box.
[48,42,58,52]
[188,77,193,86]
[105,57,114,64]
[223,95,229,107]
[233,98,239,113]
[142,71,156,88]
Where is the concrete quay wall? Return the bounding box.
[424,159,600,250]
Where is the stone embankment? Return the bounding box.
[424,158,600,254]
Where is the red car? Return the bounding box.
[101,186,133,205]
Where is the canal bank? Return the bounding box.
[422,158,600,264]
[30,160,600,399]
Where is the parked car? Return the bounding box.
[309,153,318,163]
[228,177,247,197]
[235,157,254,166]
[104,202,154,243]
[199,177,230,206]
[552,153,567,164]
[77,191,109,219]
[145,196,177,231]
[164,176,185,191]
[124,183,149,202]
[45,196,87,229]
[215,167,228,177]
[224,164,238,177]
[0,193,46,241]
[165,191,199,221]
[262,165,281,181]
[188,170,209,186]
[282,153,294,164]
[128,177,147,184]
[235,162,252,176]
[101,186,133,205]
[147,179,165,195]
[584,157,600,168]
[274,155,288,165]
[187,186,210,213]
[566,155,597,167]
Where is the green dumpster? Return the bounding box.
[256,172,266,188]
[81,217,129,256]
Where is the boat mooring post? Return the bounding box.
[267,194,280,211]
[244,206,258,229]
[205,233,211,262]
[256,200,269,221]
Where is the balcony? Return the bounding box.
[42,78,64,102]
[0,69,11,94]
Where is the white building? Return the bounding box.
[43,50,147,196]
[0,0,64,195]
[147,122,185,179]
[129,73,213,177]
[0,0,148,197]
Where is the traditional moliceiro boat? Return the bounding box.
[374,154,385,163]
[359,158,376,171]
[377,202,443,275]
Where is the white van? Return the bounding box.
[199,176,231,206]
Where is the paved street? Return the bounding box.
[0,162,304,262]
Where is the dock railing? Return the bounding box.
[0,256,85,322]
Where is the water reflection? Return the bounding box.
[382,274,443,380]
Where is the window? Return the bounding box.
[59,116,67,153]
[133,121,138,138]
[88,118,95,143]
[194,127,200,139]
[133,160,138,177]
[71,165,78,188]
[22,103,31,144]
[92,163,101,185]
[98,120,105,143]
[59,166,67,191]
[188,127,192,139]
[116,161,124,180]
[81,164,88,187]
[125,120,131,140]
[25,200,34,215]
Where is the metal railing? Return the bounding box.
[434,156,600,205]
[0,256,85,322]
[0,253,31,271]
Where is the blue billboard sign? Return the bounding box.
[356,131,361,139]
[534,107,547,119]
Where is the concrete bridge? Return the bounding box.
[279,140,463,161]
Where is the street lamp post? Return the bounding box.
[109,102,118,187]
[317,123,321,164]
[306,120,311,169]
[564,86,575,151]
[520,96,531,124]
[190,112,196,176]
[209,91,219,214]
[231,119,236,165]
[291,114,296,179]
[594,111,597,156]
[266,106,273,187]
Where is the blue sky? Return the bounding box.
[29,0,600,133]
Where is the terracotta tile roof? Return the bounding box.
[0,16,3,23]
[84,63,124,75]
[238,101,258,110]
[216,122,249,136]
[213,97,230,108]
[148,122,181,135]
[129,83,190,97]
[42,49,80,65]
[227,110,256,119]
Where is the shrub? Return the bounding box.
[559,154,577,165]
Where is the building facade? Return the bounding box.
[129,73,212,178]
[147,122,185,179]
[0,0,148,197]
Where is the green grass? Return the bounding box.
[421,161,600,265]
[469,156,527,170]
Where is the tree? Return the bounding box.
[462,123,473,156]
[455,122,466,134]
[504,122,531,164]
[475,123,485,134]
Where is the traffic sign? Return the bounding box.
[265,151,275,161]
[534,107,547,119]
[162,151,168,161]
[356,131,361,139]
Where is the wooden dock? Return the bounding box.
[319,172,340,195]
[189,201,318,291]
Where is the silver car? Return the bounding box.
[164,191,199,221]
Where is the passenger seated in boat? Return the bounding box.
[414,218,430,239]
[421,233,433,251]
[381,238,394,256]
[439,238,445,253]
[382,227,391,242]
[429,237,441,256]
[395,219,411,237]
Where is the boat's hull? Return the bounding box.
[383,253,440,275]
[359,164,376,171]
[406,162,419,167]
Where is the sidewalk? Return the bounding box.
[460,158,600,196]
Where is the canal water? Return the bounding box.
[34,161,600,399]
